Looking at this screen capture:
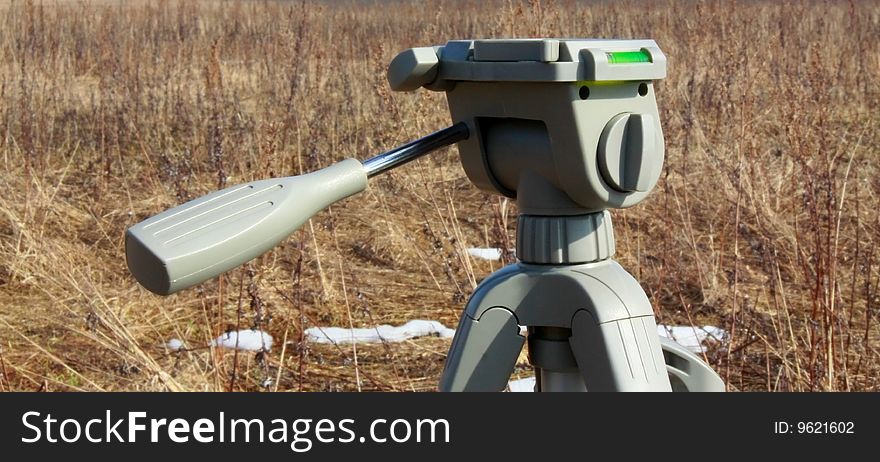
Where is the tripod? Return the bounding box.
[389,38,725,391]
[127,38,724,392]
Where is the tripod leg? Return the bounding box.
[439,307,525,392]
[569,310,671,391]
[660,337,725,392]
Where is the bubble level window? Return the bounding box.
[605,50,652,64]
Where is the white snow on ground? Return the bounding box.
[300,320,725,392]
[508,377,537,392]
[212,329,273,351]
[167,322,723,358]
[467,247,502,261]
[305,320,455,344]
[303,321,725,353]
[166,322,723,387]
[656,324,726,353]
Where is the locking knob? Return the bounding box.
[597,113,662,193]
[387,47,440,91]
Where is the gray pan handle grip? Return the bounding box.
[126,123,468,295]
[126,159,367,295]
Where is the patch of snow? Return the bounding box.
[212,329,273,351]
[303,320,725,354]
[299,320,724,392]
[657,324,726,353]
[467,247,503,261]
[305,320,455,345]
[508,377,536,392]
[167,338,185,351]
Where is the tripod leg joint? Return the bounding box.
[439,307,525,392]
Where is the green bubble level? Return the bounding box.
[605,50,652,64]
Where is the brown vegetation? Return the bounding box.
[0,0,878,391]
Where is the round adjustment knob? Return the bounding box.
[386,47,439,91]
[597,113,663,193]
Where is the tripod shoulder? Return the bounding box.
[464,260,653,328]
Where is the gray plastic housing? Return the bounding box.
[126,159,367,295]
[388,39,667,89]
[439,259,672,392]
[660,337,726,392]
[387,38,667,213]
[453,82,664,213]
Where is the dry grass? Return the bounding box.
[0,0,878,392]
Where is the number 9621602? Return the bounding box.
[797,421,854,434]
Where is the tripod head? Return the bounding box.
[389,39,667,215]
[125,38,667,294]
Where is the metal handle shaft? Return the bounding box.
[362,122,469,177]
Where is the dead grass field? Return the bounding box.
[0,0,878,392]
